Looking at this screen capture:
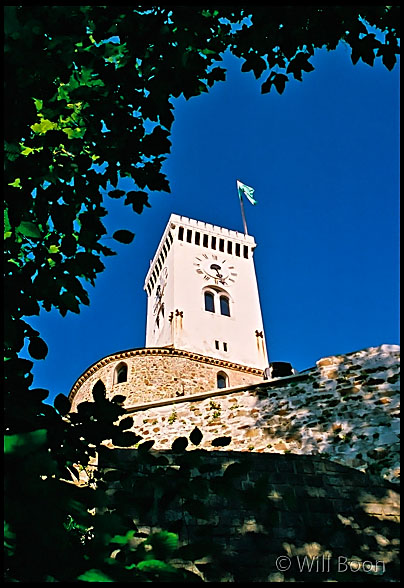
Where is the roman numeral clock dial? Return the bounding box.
[194,253,237,286]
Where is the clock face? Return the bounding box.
[194,253,237,286]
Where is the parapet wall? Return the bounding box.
[101,448,400,582]
[121,344,400,483]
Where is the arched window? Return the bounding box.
[115,363,128,384]
[217,372,228,389]
[220,295,230,317]
[204,291,215,313]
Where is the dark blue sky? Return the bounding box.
[23,42,400,405]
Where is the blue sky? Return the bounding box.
[23,42,400,405]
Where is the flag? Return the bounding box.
[237,180,257,205]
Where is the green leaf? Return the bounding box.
[111,394,126,404]
[241,53,267,79]
[31,118,58,135]
[8,178,22,189]
[33,97,43,111]
[107,189,126,199]
[62,126,86,139]
[30,388,50,402]
[113,431,142,447]
[110,529,136,545]
[118,416,134,430]
[54,393,71,416]
[145,531,179,558]
[124,191,150,214]
[28,336,48,359]
[112,229,135,244]
[207,66,226,87]
[136,560,177,574]
[272,73,288,95]
[211,436,231,447]
[16,221,41,239]
[4,429,47,457]
[189,426,203,446]
[4,209,11,232]
[77,569,113,582]
[171,436,188,452]
[138,440,155,453]
[60,292,81,314]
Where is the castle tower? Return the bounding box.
[144,214,268,371]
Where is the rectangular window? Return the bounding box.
[178,227,184,241]
[235,243,240,256]
[211,236,216,250]
[219,238,224,252]
[203,234,209,248]
[223,342,228,352]
[195,231,200,245]
[243,245,249,259]
[227,241,233,255]
[215,340,219,350]
[186,229,192,243]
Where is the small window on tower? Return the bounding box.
[211,236,216,250]
[204,291,215,313]
[227,241,233,254]
[203,234,209,248]
[223,342,228,352]
[195,231,200,245]
[235,243,240,256]
[186,229,192,243]
[178,227,184,241]
[220,295,230,317]
[243,245,249,259]
[215,340,219,350]
[219,238,224,252]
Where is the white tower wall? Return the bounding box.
[144,214,268,371]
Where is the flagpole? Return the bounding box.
[239,193,248,235]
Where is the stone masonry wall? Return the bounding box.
[69,349,263,411]
[101,449,400,582]
[121,345,400,483]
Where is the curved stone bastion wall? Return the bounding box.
[115,344,400,484]
[69,347,263,411]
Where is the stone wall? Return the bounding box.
[121,344,400,483]
[69,348,263,411]
[101,448,400,582]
